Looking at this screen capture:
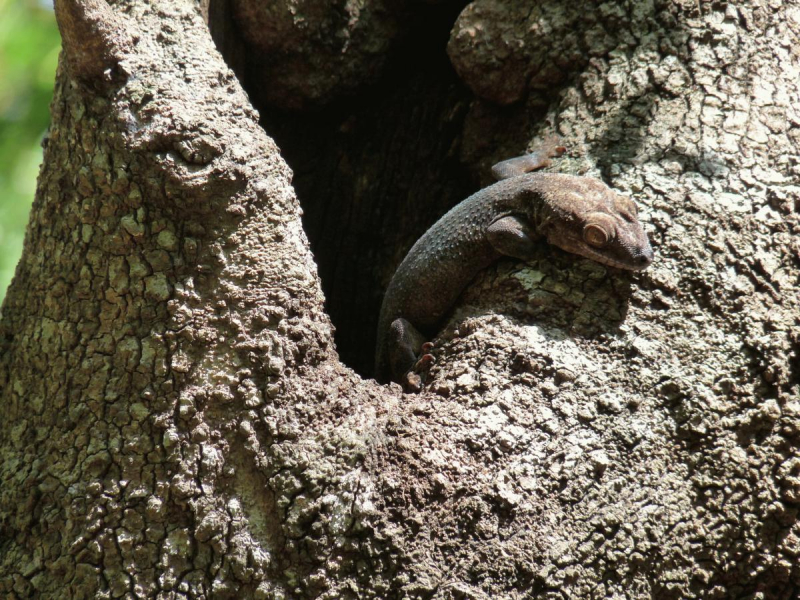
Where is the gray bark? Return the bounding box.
[1,0,798,598]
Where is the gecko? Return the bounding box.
[374,141,654,390]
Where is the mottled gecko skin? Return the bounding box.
[375,150,654,388]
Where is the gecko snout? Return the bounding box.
[632,245,654,269]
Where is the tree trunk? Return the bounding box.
[1,0,798,598]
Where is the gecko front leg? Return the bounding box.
[491,137,566,180]
[486,215,542,262]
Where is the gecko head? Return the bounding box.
[541,177,654,271]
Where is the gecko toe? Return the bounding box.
[402,371,423,394]
[415,354,435,372]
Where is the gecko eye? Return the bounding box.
[583,223,610,248]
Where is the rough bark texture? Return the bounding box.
[0,1,382,597]
[229,0,406,110]
[1,0,799,599]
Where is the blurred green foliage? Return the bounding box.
[0,0,60,303]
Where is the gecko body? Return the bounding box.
[375,149,653,388]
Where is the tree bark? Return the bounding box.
[1,0,798,598]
